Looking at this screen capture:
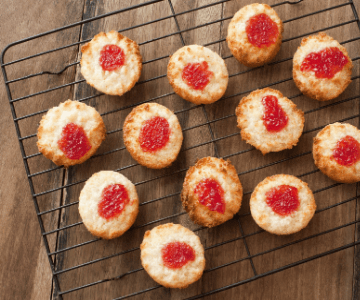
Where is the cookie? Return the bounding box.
[37,100,106,167]
[140,223,205,288]
[313,122,360,183]
[78,171,139,239]
[181,157,243,227]
[250,174,316,235]
[123,103,183,169]
[227,3,283,67]
[167,45,228,104]
[293,32,352,101]
[235,88,304,155]
[81,30,142,96]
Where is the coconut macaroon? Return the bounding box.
[235,88,304,155]
[181,157,243,227]
[227,3,283,67]
[167,45,229,104]
[293,32,353,101]
[80,30,142,96]
[37,100,106,167]
[313,122,360,183]
[78,171,139,239]
[250,174,316,235]
[140,223,205,288]
[123,103,183,169]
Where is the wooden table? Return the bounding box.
[1,0,360,299]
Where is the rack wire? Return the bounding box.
[2,0,360,299]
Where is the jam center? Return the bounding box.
[332,135,360,166]
[194,178,225,214]
[99,44,125,71]
[139,116,170,153]
[265,185,300,216]
[182,61,213,90]
[161,241,196,269]
[245,13,279,48]
[300,47,349,79]
[98,184,130,220]
[262,95,288,132]
[57,123,92,160]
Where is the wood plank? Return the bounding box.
[351,2,360,298]
[1,0,360,299]
[0,1,85,300]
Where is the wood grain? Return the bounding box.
[1,0,360,299]
[0,1,85,300]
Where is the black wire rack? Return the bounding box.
[2,0,360,299]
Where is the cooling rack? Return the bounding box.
[2,0,360,299]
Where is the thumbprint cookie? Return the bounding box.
[167,45,228,104]
[123,103,183,169]
[37,100,106,167]
[78,171,139,239]
[250,174,316,235]
[236,88,304,155]
[293,32,352,101]
[313,122,360,183]
[80,30,142,96]
[227,3,283,67]
[140,223,205,288]
[181,157,243,227]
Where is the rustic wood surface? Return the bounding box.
[1,0,360,299]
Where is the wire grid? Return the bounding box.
[2,0,360,299]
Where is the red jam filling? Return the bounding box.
[161,241,196,269]
[182,61,213,90]
[98,184,130,220]
[265,185,300,216]
[57,123,92,160]
[194,178,225,214]
[300,47,349,79]
[99,44,125,71]
[245,13,279,48]
[139,116,170,153]
[262,95,288,132]
[332,135,360,166]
